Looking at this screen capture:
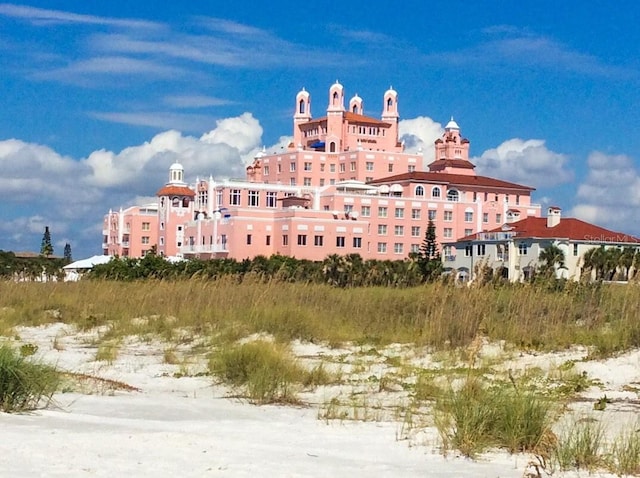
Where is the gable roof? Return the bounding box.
[368,171,535,191]
[456,217,640,244]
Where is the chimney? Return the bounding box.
[547,206,561,228]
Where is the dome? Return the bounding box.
[385,85,397,96]
[445,117,460,130]
[169,161,183,171]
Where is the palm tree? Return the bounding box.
[538,244,565,278]
[582,247,606,281]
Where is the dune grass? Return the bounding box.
[0,343,59,412]
[1,279,640,357]
[433,375,557,458]
[209,340,332,404]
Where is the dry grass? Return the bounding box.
[1,280,639,356]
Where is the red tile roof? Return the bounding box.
[301,112,391,127]
[368,171,535,191]
[458,217,640,244]
[428,159,476,171]
[156,185,195,197]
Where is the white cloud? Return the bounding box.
[398,116,443,169]
[0,3,161,29]
[570,151,640,234]
[473,138,573,187]
[163,95,234,109]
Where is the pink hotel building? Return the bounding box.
[102,82,542,265]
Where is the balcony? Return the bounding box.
[121,241,130,247]
[444,255,456,262]
[180,244,229,254]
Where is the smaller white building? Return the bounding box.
[63,255,113,281]
[444,207,640,282]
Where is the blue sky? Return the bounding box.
[2,1,640,259]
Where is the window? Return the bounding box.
[330,164,336,173]
[411,208,421,220]
[339,163,346,173]
[408,165,416,172]
[518,243,528,255]
[377,242,387,253]
[350,162,356,172]
[465,245,472,257]
[516,195,520,205]
[394,243,404,254]
[266,235,271,246]
[378,224,388,235]
[447,190,459,201]
[230,189,241,206]
[314,235,324,246]
[366,162,374,171]
[473,192,477,202]
[415,185,424,196]
[477,244,486,256]
[411,226,421,237]
[297,234,307,246]
[141,236,150,244]
[142,222,150,231]
[248,190,259,207]
[444,228,453,238]
[388,164,394,172]
[378,206,388,218]
[483,213,489,223]
[353,237,362,248]
[444,211,453,221]
[394,225,404,236]
[277,164,282,173]
[290,162,296,172]
[496,213,502,223]
[410,244,420,253]
[443,245,452,257]
[282,235,289,246]
[320,164,325,172]
[263,166,269,175]
[573,243,579,256]
[428,210,436,221]
[246,234,252,245]
[361,206,371,217]
[290,178,296,186]
[394,208,404,219]
[432,187,441,198]
[266,191,277,208]
[465,211,473,222]
[336,236,345,248]
[303,177,312,186]
[465,229,473,236]
[304,162,312,171]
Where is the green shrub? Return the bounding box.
[610,423,640,476]
[0,344,59,412]
[209,341,314,404]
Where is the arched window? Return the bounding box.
[352,104,357,113]
[387,98,393,111]
[330,142,336,153]
[432,187,441,198]
[299,99,305,114]
[333,92,339,106]
[415,185,424,197]
[172,197,180,207]
[447,189,459,202]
